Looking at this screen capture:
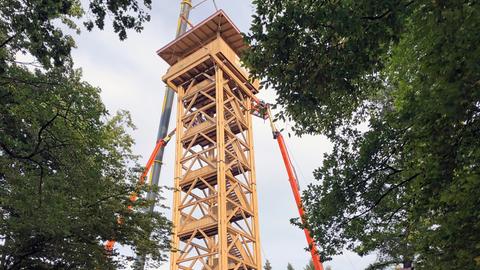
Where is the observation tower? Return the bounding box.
[158,10,262,270]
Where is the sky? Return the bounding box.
[71,1,376,269]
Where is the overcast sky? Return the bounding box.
[71,1,375,269]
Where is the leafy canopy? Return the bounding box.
[0,0,152,69]
[0,0,171,269]
[246,0,480,269]
[0,65,171,269]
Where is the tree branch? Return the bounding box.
[7,236,49,270]
[0,33,19,48]
[361,9,392,21]
[0,75,61,88]
[345,172,421,223]
[0,111,60,160]
[361,1,415,21]
[83,191,129,209]
[384,198,412,226]
[366,259,401,270]
[32,160,45,208]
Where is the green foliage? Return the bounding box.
[287,262,295,270]
[245,0,413,136]
[264,259,273,270]
[0,0,152,69]
[246,0,480,269]
[303,260,314,270]
[0,0,168,268]
[0,65,171,269]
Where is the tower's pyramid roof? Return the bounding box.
[157,10,246,66]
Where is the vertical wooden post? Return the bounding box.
[246,96,262,269]
[215,67,228,269]
[169,85,184,270]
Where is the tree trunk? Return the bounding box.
[403,260,413,270]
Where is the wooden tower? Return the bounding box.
[158,10,262,270]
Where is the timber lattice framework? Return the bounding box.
[159,10,262,270]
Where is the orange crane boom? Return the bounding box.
[105,129,176,251]
[274,132,324,270]
[140,128,176,185]
[264,105,324,270]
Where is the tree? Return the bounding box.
[245,0,480,269]
[287,263,295,270]
[303,260,314,270]
[264,259,273,270]
[0,0,152,70]
[0,0,171,268]
[0,65,171,269]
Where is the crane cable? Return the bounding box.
[191,0,218,10]
[266,105,301,190]
[191,0,207,9]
